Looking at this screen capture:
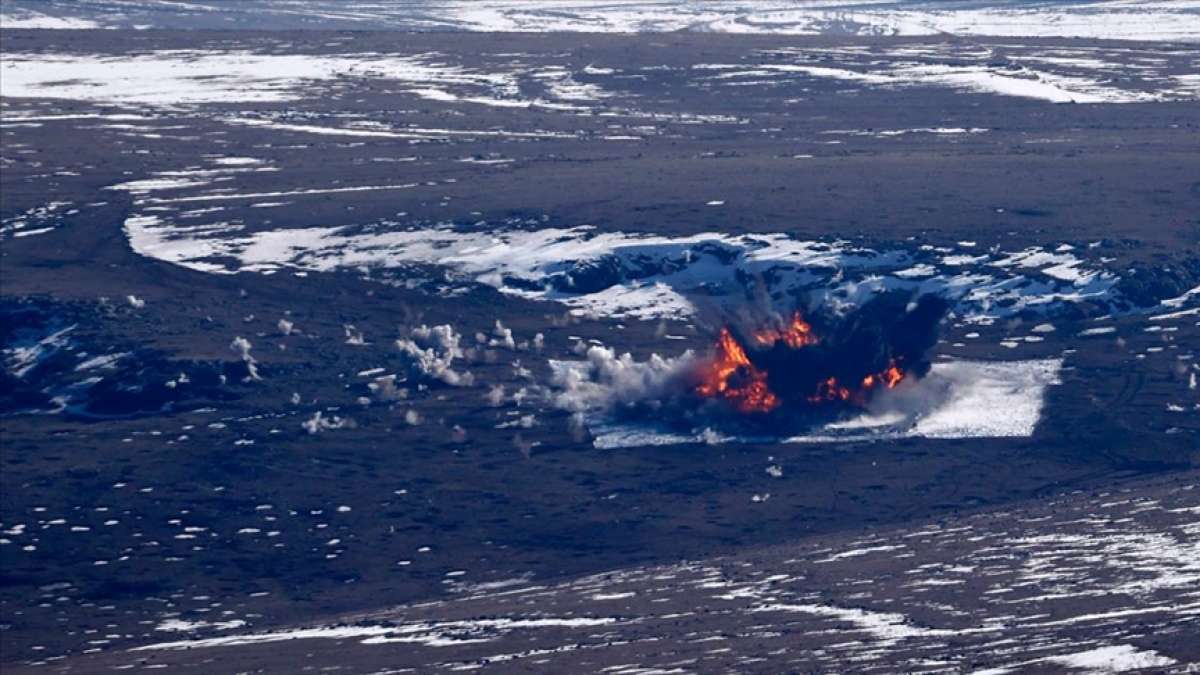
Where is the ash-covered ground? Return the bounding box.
[2,4,1199,673]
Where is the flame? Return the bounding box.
[697,313,908,413]
[696,328,779,413]
[754,312,819,349]
[881,363,904,388]
[812,361,905,404]
[811,376,852,403]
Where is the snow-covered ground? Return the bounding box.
[3,7,1199,673]
[110,201,1124,323]
[3,0,1199,41]
[0,51,601,107]
[114,471,1200,673]
[3,41,1198,110]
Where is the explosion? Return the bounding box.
[548,291,949,435]
[696,328,779,413]
[754,311,819,349]
[694,293,948,417]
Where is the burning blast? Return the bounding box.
[550,291,950,435]
[695,293,949,420]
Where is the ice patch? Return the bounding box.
[906,359,1062,439]
[434,2,1200,41]
[1158,285,1200,310]
[1041,644,1176,672]
[0,10,99,29]
[5,325,76,379]
[751,602,954,641]
[0,48,622,114]
[155,618,246,633]
[701,55,1185,104]
[0,51,514,106]
[7,2,1200,41]
[228,117,576,141]
[134,616,620,651]
[74,353,128,372]
[0,200,72,239]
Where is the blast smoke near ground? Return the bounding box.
[1,2,1199,673]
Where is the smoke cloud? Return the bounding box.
[302,411,353,434]
[549,345,697,414]
[396,324,474,387]
[753,292,948,405]
[229,336,261,381]
[547,291,950,435]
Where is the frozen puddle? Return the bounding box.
[589,358,1063,449]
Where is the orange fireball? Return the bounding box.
[696,328,779,413]
[754,311,819,349]
[696,314,908,412]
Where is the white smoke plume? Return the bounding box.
[568,411,589,442]
[230,336,252,358]
[490,320,516,349]
[302,411,352,434]
[396,324,474,387]
[411,324,462,353]
[368,375,408,401]
[514,433,535,458]
[512,360,533,380]
[548,346,696,414]
[229,336,262,381]
[344,324,366,345]
[497,414,536,429]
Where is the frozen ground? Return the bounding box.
[3,0,1200,41]
[35,469,1200,673]
[4,37,1200,111]
[2,16,1198,675]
